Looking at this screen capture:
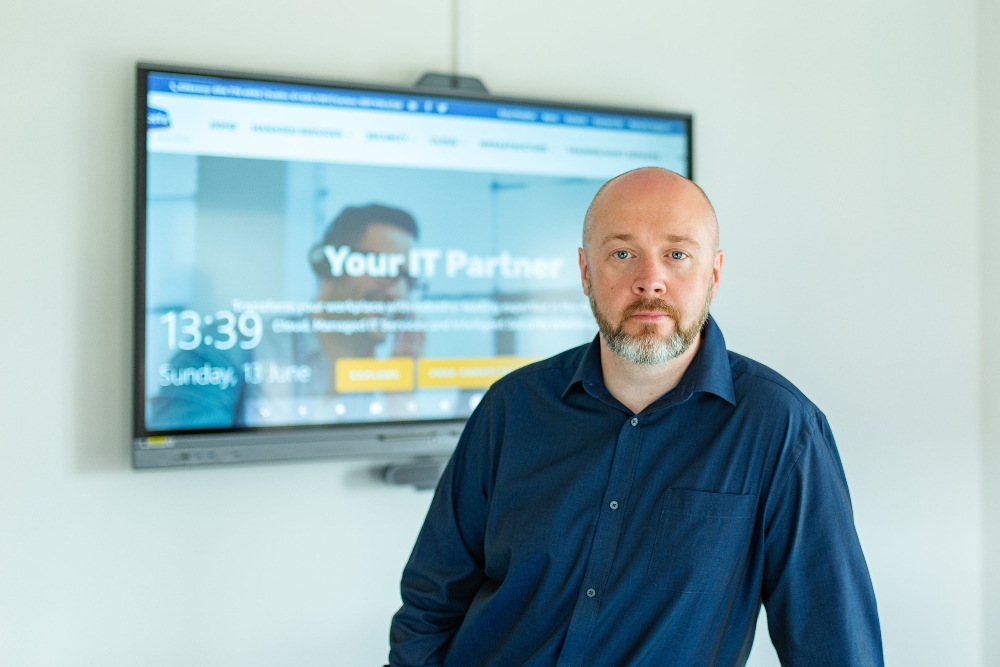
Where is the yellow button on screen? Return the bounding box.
[335,358,415,393]
[418,357,535,390]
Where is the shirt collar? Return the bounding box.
[562,314,736,409]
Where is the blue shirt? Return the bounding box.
[389,317,883,667]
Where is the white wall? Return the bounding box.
[981,0,1000,663]
[0,1,985,665]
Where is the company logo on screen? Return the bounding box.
[147,107,170,129]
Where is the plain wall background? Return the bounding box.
[0,0,988,665]
[982,0,1000,663]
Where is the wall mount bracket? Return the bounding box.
[378,457,450,490]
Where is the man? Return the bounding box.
[149,203,424,428]
[388,168,883,666]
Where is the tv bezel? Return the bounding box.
[132,62,694,468]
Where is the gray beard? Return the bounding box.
[588,284,712,365]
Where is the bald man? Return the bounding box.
[389,168,883,667]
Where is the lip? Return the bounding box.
[628,312,672,322]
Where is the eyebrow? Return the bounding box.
[666,234,701,247]
[600,233,701,248]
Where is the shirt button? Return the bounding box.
[609,500,619,510]
[586,588,596,598]
[630,417,638,426]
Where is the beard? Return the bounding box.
[588,280,713,365]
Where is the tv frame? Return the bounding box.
[132,62,694,469]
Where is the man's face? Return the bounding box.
[579,171,723,364]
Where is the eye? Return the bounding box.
[669,250,688,260]
[613,250,632,260]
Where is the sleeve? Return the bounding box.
[388,398,496,667]
[761,413,884,667]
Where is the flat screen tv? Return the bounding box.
[133,63,692,468]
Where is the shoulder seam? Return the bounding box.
[729,352,818,417]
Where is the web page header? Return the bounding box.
[148,72,688,136]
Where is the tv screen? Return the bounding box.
[133,63,692,468]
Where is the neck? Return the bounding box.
[599,333,702,415]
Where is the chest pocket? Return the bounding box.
[647,488,755,593]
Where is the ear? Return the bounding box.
[578,248,590,296]
[711,249,724,299]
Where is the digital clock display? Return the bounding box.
[159,310,263,351]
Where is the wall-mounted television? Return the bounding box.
[133,63,692,468]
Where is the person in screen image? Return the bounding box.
[149,203,425,429]
[388,168,883,666]
[308,204,426,368]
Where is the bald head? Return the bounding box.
[583,167,719,256]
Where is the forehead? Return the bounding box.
[358,221,415,250]
[591,184,714,247]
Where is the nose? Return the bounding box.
[632,254,667,296]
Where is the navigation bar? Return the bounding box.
[146,91,689,179]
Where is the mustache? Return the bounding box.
[619,297,681,322]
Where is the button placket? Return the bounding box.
[557,414,644,667]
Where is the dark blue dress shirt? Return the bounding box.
[389,317,883,667]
